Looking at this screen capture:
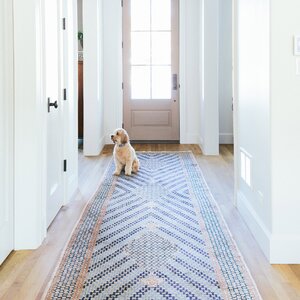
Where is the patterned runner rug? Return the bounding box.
[46,152,261,300]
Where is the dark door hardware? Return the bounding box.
[48,98,58,113]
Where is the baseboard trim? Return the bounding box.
[237,191,271,261]
[180,133,201,145]
[219,133,233,144]
[84,135,105,156]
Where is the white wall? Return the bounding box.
[83,0,105,155]
[270,0,300,263]
[219,0,233,144]
[236,0,300,263]
[236,0,271,259]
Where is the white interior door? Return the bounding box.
[44,0,64,226]
[123,0,179,141]
[0,0,14,264]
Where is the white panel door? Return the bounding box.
[0,0,14,264]
[44,0,64,226]
[123,0,179,141]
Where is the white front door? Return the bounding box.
[0,0,14,264]
[123,0,179,141]
[43,0,64,226]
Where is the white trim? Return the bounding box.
[103,0,122,135]
[201,0,220,155]
[179,0,186,145]
[232,0,239,206]
[238,191,300,264]
[180,134,201,145]
[83,0,105,156]
[219,133,233,144]
[63,0,79,203]
[237,191,271,261]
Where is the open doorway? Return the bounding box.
[77,0,84,147]
[219,0,234,147]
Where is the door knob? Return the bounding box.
[48,98,58,113]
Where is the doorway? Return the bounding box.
[123,0,179,141]
[78,0,84,146]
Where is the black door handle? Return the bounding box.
[48,98,58,113]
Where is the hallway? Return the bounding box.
[0,145,299,299]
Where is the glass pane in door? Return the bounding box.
[131,0,150,31]
[130,0,172,101]
[151,32,171,65]
[151,0,171,30]
[131,32,150,65]
[152,66,171,99]
[131,66,151,99]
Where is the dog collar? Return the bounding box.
[118,143,127,148]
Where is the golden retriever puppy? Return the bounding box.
[110,128,140,176]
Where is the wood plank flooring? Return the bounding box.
[0,144,299,300]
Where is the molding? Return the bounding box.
[180,133,201,145]
[237,191,271,261]
[179,0,186,146]
[219,133,233,144]
[201,145,220,156]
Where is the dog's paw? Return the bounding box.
[125,172,132,176]
[113,171,120,176]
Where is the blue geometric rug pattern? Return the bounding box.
[46,152,261,300]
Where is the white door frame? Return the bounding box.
[232,0,239,206]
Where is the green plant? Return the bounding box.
[78,31,83,48]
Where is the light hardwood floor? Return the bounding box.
[0,144,299,300]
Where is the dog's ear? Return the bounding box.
[121,131,129,144]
